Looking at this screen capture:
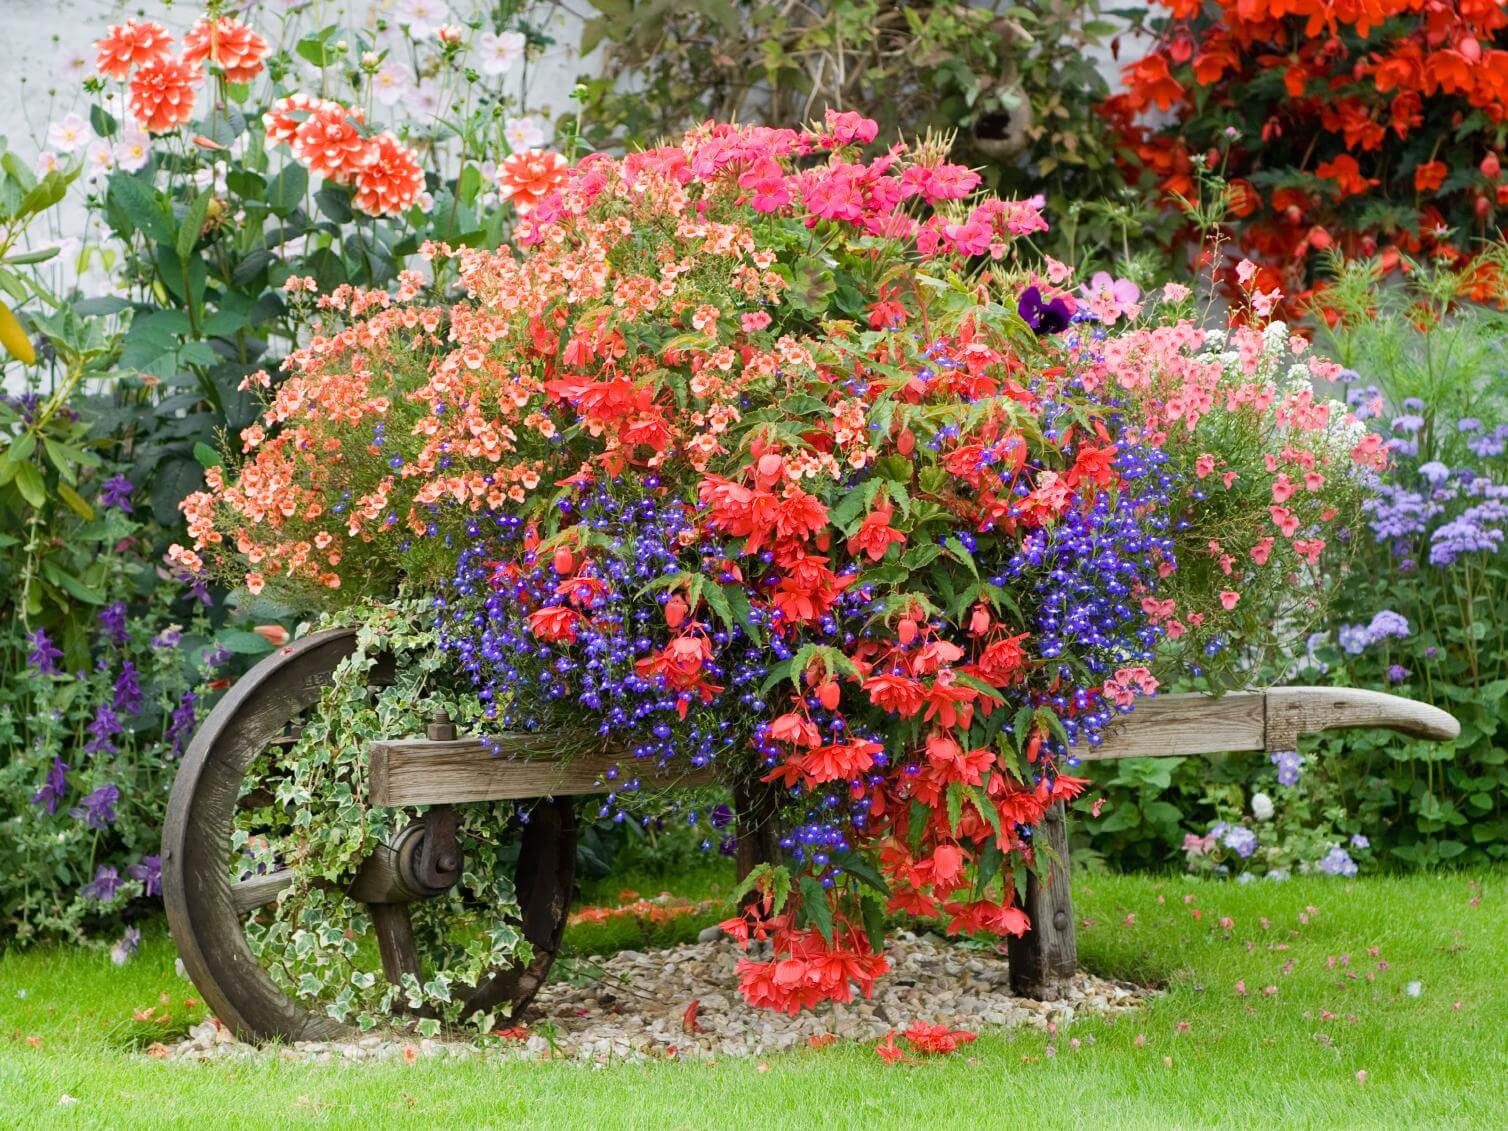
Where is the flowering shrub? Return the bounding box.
[175,110,1372,1022]
[1294,250,1508,867]
[577,0,1139,265]
[1083,249,1508,874]
[33,2,559,533]
[1106,0,1508,297]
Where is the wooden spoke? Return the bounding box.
[162,627,580,1043]
[230,869,295,913]
[369,903,424,988]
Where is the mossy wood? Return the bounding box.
[164,632,1459,1038]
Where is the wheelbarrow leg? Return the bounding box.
[1007,801,1078,1000]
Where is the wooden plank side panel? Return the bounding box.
[1077,691,1267,761]
[370,735,717,807]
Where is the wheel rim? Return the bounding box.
[162,627,577,1041]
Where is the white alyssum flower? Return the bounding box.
[1250,792,1274,821]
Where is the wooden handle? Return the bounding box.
[1077,687,1459,762]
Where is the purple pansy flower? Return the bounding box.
[1017,285,1073,336]
[81,866,121,901]
[127,855,162,897]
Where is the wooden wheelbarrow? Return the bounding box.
[162,628,1459,1040]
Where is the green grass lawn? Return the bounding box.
[1,870,1503,1129]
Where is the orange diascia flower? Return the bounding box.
[354,132,425,216]
[128,57,202,134]
[182,17,270,84]
[496,149,569,214]
[94,20,174,80]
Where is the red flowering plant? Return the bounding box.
[178,112,1372,1024]
[1105,0,1508,306]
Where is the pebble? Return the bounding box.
[150,931,1148,1066]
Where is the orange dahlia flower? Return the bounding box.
[262,93,334,147]
[94,20,174,80]
[496,150,570,214]
[183,17,270,84]
[128,57,202,134]
[285,98,373,185]
[354,133,425,216]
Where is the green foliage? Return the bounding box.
[574,0,1145,264]
[1081,252,1508,874]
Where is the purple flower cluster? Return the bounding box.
[1271,749,1302,787]
[69,784,119,830]
[1316,844,1358,876]
[26,628,63,675]
[1210,821,1258,858]
[1337,609,1410,654]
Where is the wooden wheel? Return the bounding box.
[161,627,577,1042]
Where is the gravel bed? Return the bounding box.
[152,930,1148,1066]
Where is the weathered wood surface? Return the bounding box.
[1263,686,1459,750]
[369,735,717,807]
[1006,802,1076,1000]
[1080,688,1458,761]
